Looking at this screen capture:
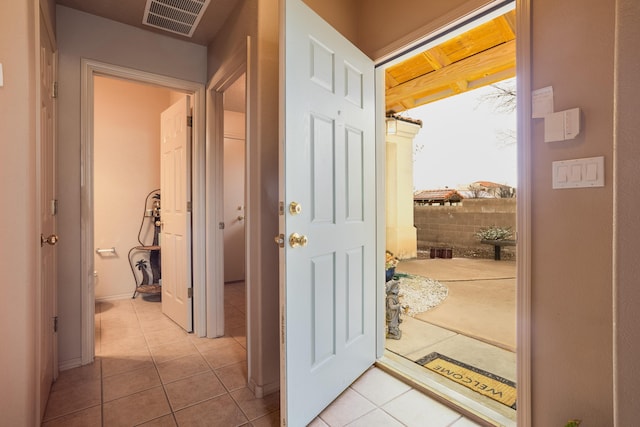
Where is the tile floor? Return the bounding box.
[43,282,479,426]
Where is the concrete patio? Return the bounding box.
[383,257,517,426]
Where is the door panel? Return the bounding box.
[280,1,376,425]
[161,96,193,331]
[39,12,57,420]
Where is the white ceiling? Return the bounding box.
[55,0,240,46]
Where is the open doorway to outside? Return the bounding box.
[380,3,517,425]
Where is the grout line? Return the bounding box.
[131,299,179,424]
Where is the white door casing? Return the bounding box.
[161,96,193,331]
[38,11,58,420]
[280,0,377,425]
[80,61,207,366]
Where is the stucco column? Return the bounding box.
[386,117,421,259]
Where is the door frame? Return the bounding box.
[79,59,207,364]
[372,0,531,424]
[205,38,250,339]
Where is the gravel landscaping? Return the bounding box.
[395,274,448,317]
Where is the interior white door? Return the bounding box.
[161,96,193,332]
[38,12,58,420]
[223,136,246,283]
[280,1,377,425]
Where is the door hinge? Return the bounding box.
[187,201,192,212]
[279,201,284,216]
[188,288,193,298]
[281,311,285,345]
[52,82,58,99]
[187,116,193,127]
[53,316,58,333]
[51,199,58,216]
[219,222,225,230]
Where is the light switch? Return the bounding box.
[552,156,604,189]
[569,165,582,182]
[557,166,568,183]
[585,162,598,181]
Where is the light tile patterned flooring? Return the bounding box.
[43,282,478,426]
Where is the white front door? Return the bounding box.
[280,1,377,425]
[161,96,193,332]
[38,11,58,420]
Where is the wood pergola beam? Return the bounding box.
[386,39,516,112]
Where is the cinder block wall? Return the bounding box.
[414,198,516,259]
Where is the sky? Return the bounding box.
[402,78,517,191]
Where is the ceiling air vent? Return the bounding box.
[143,0,211,37]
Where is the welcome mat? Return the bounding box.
[415,352,517,409]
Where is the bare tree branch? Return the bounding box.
[478,81,516,114]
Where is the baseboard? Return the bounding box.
[58,357,83,372]
[95,293,134,302]
[248,377,280,398]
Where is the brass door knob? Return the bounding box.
[41,234,59,247]
[274,234,285,248]
[289,202,302,215]
[289,233,308,248]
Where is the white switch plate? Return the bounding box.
[0,63,4,87]
[552,156,604,189]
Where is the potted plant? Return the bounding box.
[385,251,399,282]
[475,225,513,241]
[475,225,515,260]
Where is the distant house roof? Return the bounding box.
[414,189,463,203]
[468,181,515,198]
[472,181,506,188]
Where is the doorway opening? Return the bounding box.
[92,75,179,303]
[80,59,206,365]
[379,2,518,425]
[221,73,249,350]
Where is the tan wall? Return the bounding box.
[207,0,281,396]
[530,0,614,424]
[415,199,516,258]
[303,0,360,45]
[56,5,206,366]
[93,77,172,300]
[0,2,38,424]
[614,1,640,424]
